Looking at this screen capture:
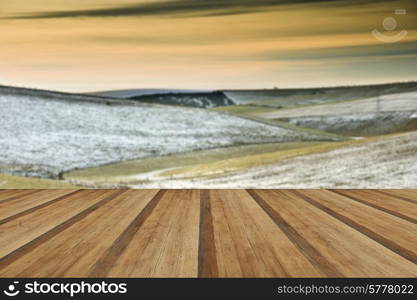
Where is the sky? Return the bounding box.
[1,0,416,92]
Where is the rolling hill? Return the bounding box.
[129,91,235,108]
[91,88,212,98]
[0,85,335,179]
[224,81,417,108]
[256,91,417,136]
[131,132,417,189]
[91,81,417,109]
[91,88,234,108]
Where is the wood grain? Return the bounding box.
[375,190,417,204]
[294,190,417,264]
[251,190,417,277]
[0,190,80,224]
[198,190,218,277]
[0,190,43,203]
[209,190,322,277]
[0,190,121,260]
[105,190,201,277]
[0,190,158,277]
[89,190,165,277]
[331,189,417,224]
[0,189,416,278]
[248,189,341,277]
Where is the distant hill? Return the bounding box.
[91,88,212,98]
[129,91,235,108]
[224,81,417,108]
[91,81,417,109]
[91,88,235,108]
[0,84,121,105]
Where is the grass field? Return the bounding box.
[285,112,417,137]
[188,131,417,189]
[0,173,78,189]
[128,131,417,188]
[158,139,368,179]
[213,105,277,115]
[64,142,323,185]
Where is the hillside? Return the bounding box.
[130,91,235,108]
[92,88,234,108]
[0,86,335,179]
[0,84,119,105]
[256,92,417,136]
[132,132,417,189]
[91,82,417,109]
[91,88,212,98]
[224,82,417,108]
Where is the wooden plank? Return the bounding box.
[0,189,416,278]
[251,190,417,277]
[105,190,201,278]
[89,190,166,277]
[0,189,35,198]
[208,190,322,277]
[0,190,159,277]
[0,189,28,199]
[198,190,218,277]
[0,189,79,224]
[331,190,417,224]
[294,190,417,264]
[0,190,41,203]
[247,190,342,277]
[376,189,417,204]
[0,190,122,260]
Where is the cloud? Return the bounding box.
[264,40,417,61]
[5,0,384,19]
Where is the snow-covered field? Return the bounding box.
[288,111,417,136]
[134,132,417,188]
[0,93,329,178]
[258,92,417,119]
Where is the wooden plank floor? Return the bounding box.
[0,189,416,278]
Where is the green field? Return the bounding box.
[213,105,277,115]
[152,132,407,180]
[158,139,365,179]
[0,173,79,189]
[64,142,324,185]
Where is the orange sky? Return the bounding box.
[1,0,416,92]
